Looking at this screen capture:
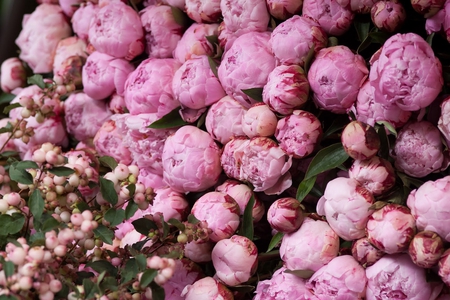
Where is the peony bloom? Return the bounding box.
[393,121,444,178]
[211,236,258,286]
[366,254,442,300]
[124,58,181,117]
[349,156,396,196]
[341,120,380,161]
[138,168,166,190]
[140,5,185,58]
[64,92,113,142]
[306,255,367,299]
[205,96,247,145]
[150,187,189,222]
[426,0,450,40]
[308,46,368,114]
[369,33,443,111]
[186,0,222,23]
[15,4,72,73]
[88,1,144,60]
[267,197,304,233]
[438,95,450,142]
[303,0,354,36]
[52,37,88,82]
[82,51,135,100]
[351,80,411,129]
[371,1,407,33]
[220,0,270,37]
[172,55,226,110]
[59,0,83,17]
[162,126,222,193]
[173,23,219,64]
[1,58,26,93]
[191,192,240,242]
[184,241,214,263]
[409,231,445,269]
[275,110,322,159]
[93,115,132,165]
[71,2,99,41]
[317,177,375,241]
[336,0,378,13]
[270,15,328,67]
[108,93,127,114]
[163,259,204,300]
[220,137,249,181]
[266,0,303,20]
[352,237,385,267]
[254,267,317,300]
[280,217,340,271]
[407,176,450,242]
[366,204,416,254]
[412,0,445,17]
[181,277,234,300]
[262,65,310,115]
[218,31,276,108]
[242,103,278,138]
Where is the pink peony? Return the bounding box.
[59,0,83,17]
[438,95,450,142]
[140,4,185,58]
[218,31,275,108]
[267,197,304,233]
[150,187,189,221]
[1,58,26,93]
[108,93,127,114]
[71,2,99,41]
[184,241,214,263]
[280,217,340,271]
[124,58,181,117]
[336,0,378,13]
[242,103,278,138]
[439,249,450,286]
[88,1,144,60]
[64,92,113,142]
[191,192,240,242]
[181,277,234,300]
[409,231,445,269]
[269,15,328,67]
[303,0,354,36]
[266,0,303,20]
[341,120,380,161]
[426,0,450,40]
[371,1,407,33]
[412,0,445,17]
[186,0,222,23]
[369,33,443,111]
[162,126,222,193]
[15,4,72,73]
[52,37,88,81]
[352,237,385,267]
[138,168,166,190]
[308,46,368,114]
[163,259,204,300]
[82,51,135,100]
[220,0,270,37]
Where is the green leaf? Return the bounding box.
[323,117,348,139]
[140,268,158,287]
[0,93,15,105]
[187,214,200,225]
[266,231,284,253]
[0,213,25,235]
[427,32,435,46]
[304,143,349,180]
[3,103,21,114]
[27,74,46,89]
[99,177,118,206]
[132,218,158,236]
[29,189,44,222]
[150,282,166,300]
[122,258,138,284]
[241,88,263,102]
[170,6,191,27]
[48,166,75,176]
[98,276,118,293]
[168,218,185,231]
[397,172,424,189]
[240,193,255,240]
[135,254,147,271]
[196,109,208,128]
[0,295,17,300]
[376,124,390,160]
[42,216,60,232]
[15,160,39,169]
[354,21,370,42]
[104,208,125,227]
[205,35,219,46]
[9,163,33,185]
[208,56,219,78]
[148,107,188,129]
[0,121,13,134]
[284,269,315,279]
[99,156,118,170]
[304,45,315,74]
[376,121,397,137]
[83,278,99,299]
[125,201,139,220]
[327,37,338,47]
[93,224,114,245]
[86,260,118,277]
[3,261,15,278]
[76,202,90,213]
[296,175,317,202]
[126,184,136,198]
[160,215,169,239]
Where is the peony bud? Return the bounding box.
[342,120,380,161]
[371,1,407,33]
[336,0,378,13]
[1,58,26,93]
[181,277,233,300]
[349,156,395,196]
[267,197,304,233]
[266,0,303,20]
[352,237,385,267]
[242,103,278,138]
[412,0,445,17]
[185,0,222,23]
[303,0,354,36]
[409,231,445,268]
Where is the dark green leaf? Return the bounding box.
[168,218,185,231]
[376,124,390,160]
[29,189,44,222]
[0,122,13,134]
[132,238,151,251]
[88,181,98,189]
[99,177,118,206]
[125,201,139,220]
[150,282,166,300]
[0,213,25,235]
[99,156,118,170]
[170,6,191,27]
[354,21,370,42]
[376,121,397,137]
[140,269,158,287]
[9,163,33,185]
[0,151,18,158]
[0,295,17,300]
[296,175,317,203]
[327,37,338,47]
[148,107,188,129]
[284,269,315,279]
[0,93,15,105]
[83,278,99,299]
[48,166,75,176]
[126,184,136,198]
[304,144,349,180]
[132,218,158,236]
[76,202,90,213]
[86,260,118,277]
[98,276,118,293]
[369,31,390,44]
[241,88,263,102]
[304,45,315,74]
[3,261,14,278]
[228,285,256,293]
[42,216,60,232]
[196,109,208,128]
[205,35,219,46]
[94,224,114,245]
[397,172,424,189]
[160,215,169,239]
[15,160,39,170]
[187,214,200,225]
[122,258,138,284]
[104,208,125,227]
[427,32,435,46]
[135,254,147,271]
[240,193,255,240]
[323,117,348,139]
[27,74,46,89]
[29,232,45,245]
[266,231,284,253]
[208,56,219,78]
[3,103,21,114]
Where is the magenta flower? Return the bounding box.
[71,2,99,41]
[303,0,354,36]
[221,0,270,37]
[186,0,222,23]
[336,0,378,13]
[371,1,407,33]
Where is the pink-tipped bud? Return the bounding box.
[267,197,304,233]
[408,231,444,268]
[352,237,385,267]
[371,1,406,33]
[342,121,380,160]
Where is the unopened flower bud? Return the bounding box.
[352,237,385,267]
[408,231,444,268]
[267,197,304,233]
[342,121,380,160]
[371,1,406,33]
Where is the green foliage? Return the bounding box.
[147,107,188,129]
[99,177,118,206]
